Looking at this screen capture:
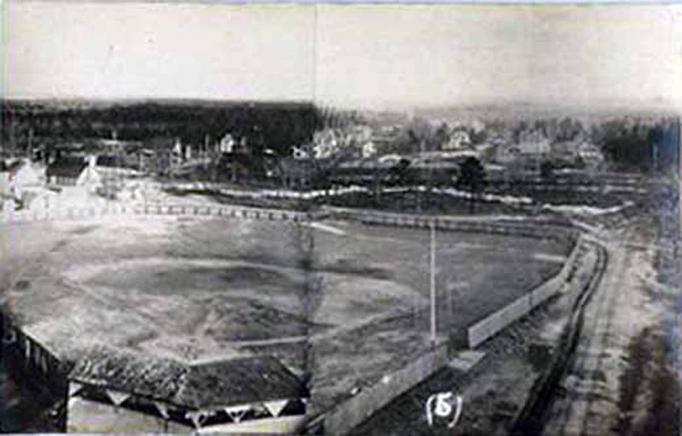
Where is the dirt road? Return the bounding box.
[544,218,680,435]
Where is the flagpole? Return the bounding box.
[430,220,437,346]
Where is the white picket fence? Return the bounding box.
[0,202,308,225]
[326,207,579,244]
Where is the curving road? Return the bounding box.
[543,216,680,436]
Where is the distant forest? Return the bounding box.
[0,100,345,156]
[593,118,679,171]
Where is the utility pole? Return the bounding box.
[417,138,425,212]
[28,127,34,159]
[430,220,437,346]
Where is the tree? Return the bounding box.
[540,159,555,182]
[387,158,413,186]
[457,156,486,213]
[601,132,652,171]
[433,123,450,150]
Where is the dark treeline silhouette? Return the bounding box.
[483,115,679,172]
[592,118,680,171]
[1,100,350,157]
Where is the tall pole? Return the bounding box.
[28,128,34,158]
[417,139,424,212]
[430,220,437,346]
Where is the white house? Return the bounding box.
[10,160,41,189]
[312,129,339,159]
[577,142,604,167]
[0,159,42,199]
[43,156,103,205]
[361,141,377,158]
[517,139,551,156]
[443,130,471,150]
[79,158,103,189]
[171,138,184,166]
[219,134,236,153]
[173,138,183,156]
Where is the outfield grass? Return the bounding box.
[0,214,569,415]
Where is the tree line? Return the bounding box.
[1,100,357,157]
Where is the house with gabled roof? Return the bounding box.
[46,156,90,187]
[443,129,472,150]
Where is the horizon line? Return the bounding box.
[2,95,681,115]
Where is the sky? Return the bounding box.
[3,3,315,101]
[3,2,682,111]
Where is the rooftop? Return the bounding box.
[69,345,308,410]
[46,157,87,179]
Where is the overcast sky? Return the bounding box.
[3,2,682,111]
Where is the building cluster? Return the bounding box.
[0,127,275,211]
[291,125,377,161]
[0,113,612,210]
[493,128,604,170]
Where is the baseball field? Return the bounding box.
[0,211,570,416]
